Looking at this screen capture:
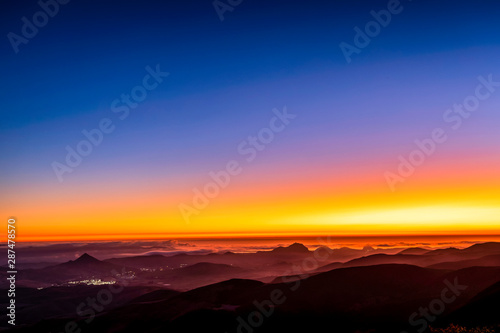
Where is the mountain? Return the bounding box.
[312,261,343,273]
[426,254,500,270]
[177,262,242,275]
[445,280,500,327]
[342,253,421,268]
[338,243,500,269]
[129,289,180,303]
[50,253,125,272]
[424,247,462,256]
[6,242,500,333]
[0,285,160,330]
[460,242,500,254]
[14,242,500,291]
[16,253,134,286]
[7,262,500,333]
[270,243,311,254]
[140,262,247,291]
[74,252,100,263]
[58,253,111,269]
[104,254,171,269]
[398,247,430,255]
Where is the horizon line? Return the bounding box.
[17,232,500,243]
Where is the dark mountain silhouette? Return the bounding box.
[342,253,420,267]
[320,246,378,261]
[330,242,500,270]
[129,289,180,304]
[270,242,310,254]
[424,247,461,256]
[445,280,500,327]
[398,247,430,255]
[427,254,500,270]
[139,262,247,290]
[15,264,499,333]
[7,241,500,333]
[54,253,120,271]
[101,242,413,276]
[312,261,343,273]
[16,253,134,286]
[74,252,100,263]
[104,254,171,268]
[5,249,500,333]
[13,241,500,292]
[460,242,500,254]
[0,285,160,330]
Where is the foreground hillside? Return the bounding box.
[2,242,500,333]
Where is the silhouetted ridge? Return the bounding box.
[464,242,500,253]
[398,247,429,255]
[272,242,310,253]
[74,253,100,263]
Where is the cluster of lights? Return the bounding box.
[67,279,116,286]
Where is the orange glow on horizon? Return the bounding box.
[2,148,499,243]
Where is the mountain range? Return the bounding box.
[2,242,500,333]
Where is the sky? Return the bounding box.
[1,0,500,241]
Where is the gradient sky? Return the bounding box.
[1,0,500,241]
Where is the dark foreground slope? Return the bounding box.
[5,264,500,333]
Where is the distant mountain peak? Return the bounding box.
[466,242,500,252]
[272,243,310,253]
[398,247,429,255]
[74,253,100,263]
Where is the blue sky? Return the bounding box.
[1,0,500,239]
